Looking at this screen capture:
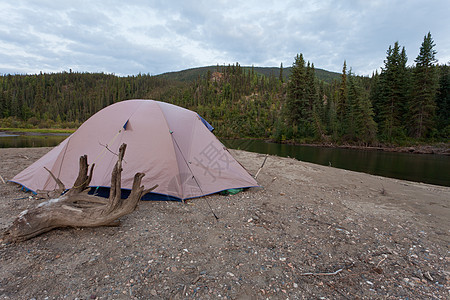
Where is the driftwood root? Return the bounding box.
[2,143,157,243]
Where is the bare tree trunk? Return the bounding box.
[2,143,157,243]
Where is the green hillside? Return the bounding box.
[1,48,447,145]
[157,65,341,84]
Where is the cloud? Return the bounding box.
[0,0,449,76]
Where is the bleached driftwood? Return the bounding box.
[2,143,157,243]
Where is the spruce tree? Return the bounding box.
[359,94,378,145]
[337,61,347,124]
[0,82,4,118]
[326,80,340,140]
[344,73,358,140]
[377,41,409,140]
[344,73,378,144]
[306,62,317,113]
[279,62,284,83]
[356,75,378,144]
[286,53,310,136]
[370,70,382,123]
[309,63,324,139]
[408,32,439,138]
[435,64,449,135]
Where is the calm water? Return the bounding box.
[222,139,450,187]
[0,134,68,148]
[1,134,449,187]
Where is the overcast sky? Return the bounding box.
[1,0,449,76]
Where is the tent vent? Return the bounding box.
[123,120,129,130]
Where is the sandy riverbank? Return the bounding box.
[0,147,449,299]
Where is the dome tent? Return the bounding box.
[11,100,258,201]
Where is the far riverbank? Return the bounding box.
[2,127,449,155]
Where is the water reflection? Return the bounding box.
[0,135,68,148]
[222,139,450,187]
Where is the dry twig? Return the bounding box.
[299,268,343,276]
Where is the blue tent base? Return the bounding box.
[88,186,253,202]
[10,181,257,202]
[88,187,182,202]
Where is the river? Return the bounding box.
[222,139,450,187]
[0,133,69,148]
[1,133,448,187]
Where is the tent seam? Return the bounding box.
[156,102,186,199]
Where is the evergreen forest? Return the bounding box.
[1,32,449,146]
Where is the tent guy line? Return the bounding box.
[170,124,219,218]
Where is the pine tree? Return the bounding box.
[324,80,340,140]
[359,93,378,145]
[286,54,309,136]
[305,62,316,112]
[0,80,4,118]
[435,64,450,136]
[370,70,382,123]
[343,73,378,144]
[337,61,347,123]
[354,75,377,144]
[344,73,359,140]
[308,64,324,139]
[408,32,439,138]
[279,62,284,83]
[377,41,409,140]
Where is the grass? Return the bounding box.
[0,128,76,134]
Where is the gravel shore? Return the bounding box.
[1,147,449,299]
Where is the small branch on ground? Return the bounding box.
[299,268,344,276]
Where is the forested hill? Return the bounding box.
[157,65,341,84]
[1,35,449,146]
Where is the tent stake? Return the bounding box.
[254,154,269,179]
[205,197,219,220]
